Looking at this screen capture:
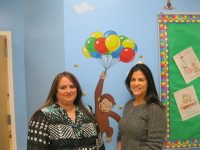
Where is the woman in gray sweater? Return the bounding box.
[118,62,167,150]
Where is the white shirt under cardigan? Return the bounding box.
[118,100,167,150]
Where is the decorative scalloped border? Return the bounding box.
[158,13,200,149]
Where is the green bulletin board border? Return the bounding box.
[158,13,200,149]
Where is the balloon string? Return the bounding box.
[96,55,119,71]
[105,68,107,73]
[106,57,119,70]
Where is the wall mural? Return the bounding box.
[163,0,176,10]
[82,30,137,71]
[82,30,138,143]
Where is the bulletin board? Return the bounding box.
[158,13,200,149]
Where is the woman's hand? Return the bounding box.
[117,141,121,150]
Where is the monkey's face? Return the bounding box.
[99,99,113,112]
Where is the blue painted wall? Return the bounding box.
[0,0,200,149]
[24,0,65,120]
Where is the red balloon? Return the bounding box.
[120,48,135,63]
[94,37,108,55]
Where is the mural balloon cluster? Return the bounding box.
[82,30,138,71]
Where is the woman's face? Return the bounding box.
[130,70,148,99]
[56,76,77,106]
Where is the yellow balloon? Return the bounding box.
[105,34,120,52]
[122,39,134,48]
[82,46,92,58]
[90,31,103,38]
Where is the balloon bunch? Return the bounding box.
[82,30,138,71]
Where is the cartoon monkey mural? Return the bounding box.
[95,72,121,143]
[164,0,175,10]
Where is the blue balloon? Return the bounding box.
[134,44,138,53]
[89,51,102,58]
[111,45,124,58]
[104,30,117,38]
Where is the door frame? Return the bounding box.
[0,31,17,150]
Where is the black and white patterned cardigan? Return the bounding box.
[27,103,104,150]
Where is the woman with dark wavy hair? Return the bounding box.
[118,62,167,150]
[27,71,104,150]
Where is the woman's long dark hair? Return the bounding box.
[125,64,165,108]
[40,71,96,123]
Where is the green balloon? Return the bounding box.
[119,35,128,44]
[85,37,97,52]
[106,51,111,56]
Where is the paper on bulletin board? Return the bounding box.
[173,47,200,84]
[173,85,200,121]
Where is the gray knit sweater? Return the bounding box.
[118,100,167,150]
